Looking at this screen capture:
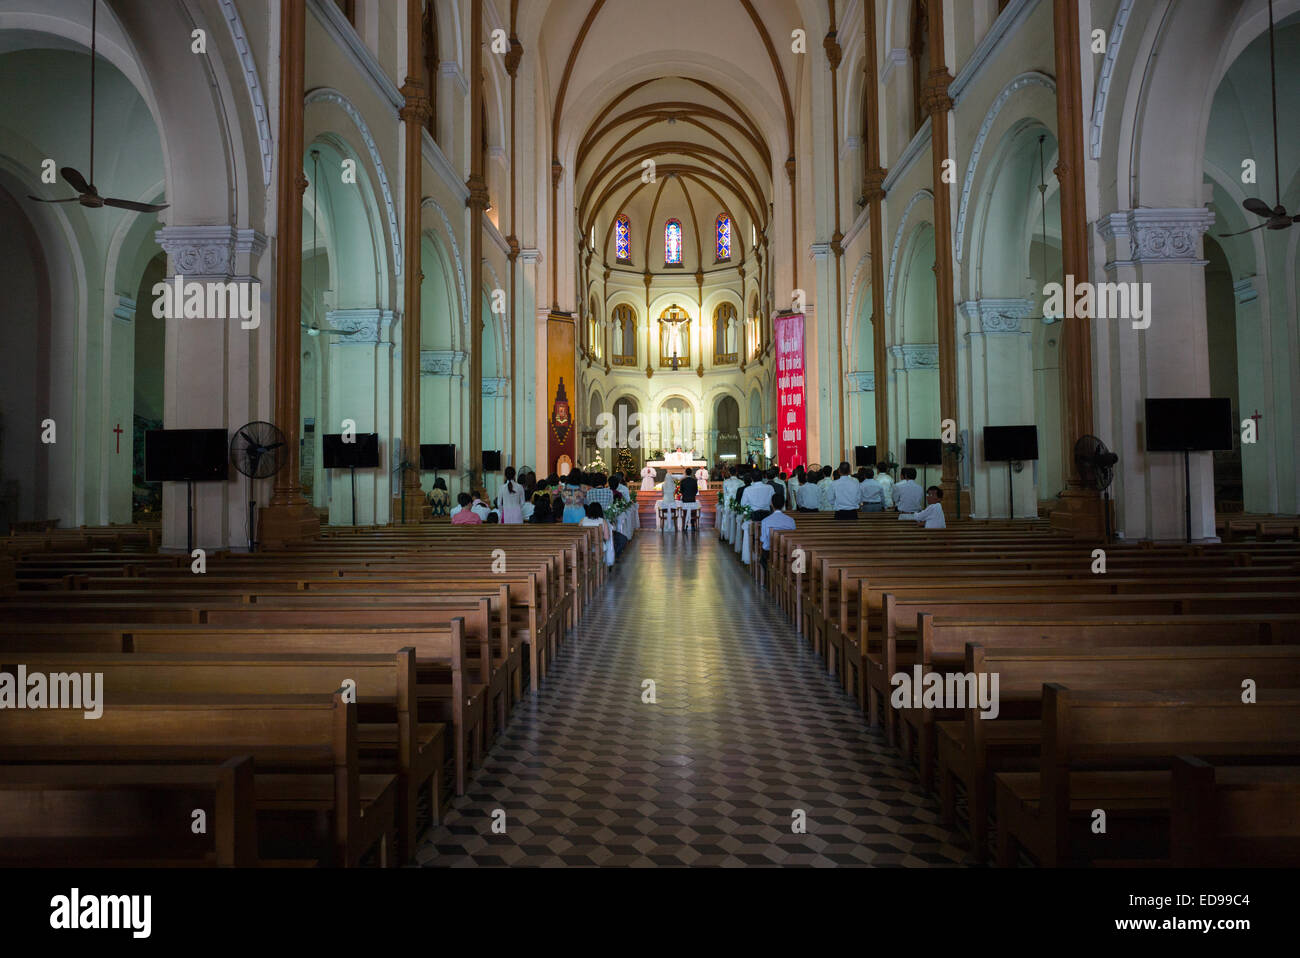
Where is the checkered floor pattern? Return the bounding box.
[415,533,975,866]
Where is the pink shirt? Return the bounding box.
[451,510,482,525]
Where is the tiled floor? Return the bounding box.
[416,532,975,867]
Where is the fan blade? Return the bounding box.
[238,431,256,447]
[61,167,92,195]
[263,441,285,452]
[103,197,170,213]
[1218,224,1269,238]
[1266,215,1293,231]
[1243,197,1272,217]
[26,196,80,203]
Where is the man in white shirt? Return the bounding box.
[470,496,491,522]
[740,470,775,519]
[831,461,863,520]
[900,486,947,529]
[875,463,894,511]
[795,474,821,513]
[859,468,885,512]
[891,467,924,513]
[760,491,797,569]
[817,465,836,512]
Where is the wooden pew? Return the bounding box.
[8,649,439,864]
[994,686,1300,866]
[0,689,395,867]
[0,756,259,867]
[936,643,1300,860]
[1170,756,1300,866]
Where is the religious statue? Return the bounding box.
[640,465,656,491]
[669,410,682,447]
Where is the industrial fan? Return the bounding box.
[230,421,288,551]
[26,0,169,215]
[1074,434,1119,541]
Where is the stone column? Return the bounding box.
[1096,206,1217,540]
[922,0,959,507]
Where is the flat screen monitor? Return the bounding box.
[322,433,380,469]
[905,438,942,466]
[421,443,456,471]
[1145,398,1234,452]
[482,450,503,472]
[144,429,230,482]
[854,445,877,468]
[984,425,1040,462]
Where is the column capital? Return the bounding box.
[1097,207,1216,268]
[823,31,842,69]
[922,69,956,116]
[155,225,268,280]
[1233,276,1259,305]
[399,78,432,124]
[504,36,524,77]
[957,297,1036,335]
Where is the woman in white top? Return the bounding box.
[498,466,526,524]
[580,502,616,567]
[640,465,657,491]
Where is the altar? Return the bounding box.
[647,450,706,472]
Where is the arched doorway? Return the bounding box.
[714,395,741,461]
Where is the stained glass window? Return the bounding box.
[615,215,631,262]
[665,220,682,265]
[715,215,731,262]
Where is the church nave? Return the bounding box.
[417,535,971,867]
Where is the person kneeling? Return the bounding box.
[451,492,483,524]
[899,486,946,529]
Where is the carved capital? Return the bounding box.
[830,230,844,258]
[506,234,520,261]
[399,78,432,124]
[863,166,888,202]
[823,32,842,69]
[551,159,564,189]
[922,69,955,117]
[297,171,310,196]
[694,269,705,287]
[784,156,796,184]
[504,37,523,77]
[465,174,490,210]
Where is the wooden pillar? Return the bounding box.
[398,0,432,522]
[259,0,320,547]
[467,0,487,490]
[1050,0,1104,536]
[826,6,846,462]
[863,0,890,462]
[505,6,522,463]
[922,0,960,507]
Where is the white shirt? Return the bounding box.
[831,475,863,510]
[859,478,884,504]
[760,509,797,549]
[892,479,924,513]
[876,473,894,507]
[449,504,463,518]
[471,501,491,522]
[740,481,775,512]
[522,501,535,520]
[902,501,946,529]
[817,477,835,511]
[796,481,821,511]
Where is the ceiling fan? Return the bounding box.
[1221,0,1298,237]
[26,0,168,215]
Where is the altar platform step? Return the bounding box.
[637,490,717,530]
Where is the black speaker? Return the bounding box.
[322,433,380,469]
[854,445,877,468]
[420,443,456,470]
[482,450,503,472]
[984,425,1039,462]
[1145,398,1233,452]
[145,429,230,482]
[905,438,942,466]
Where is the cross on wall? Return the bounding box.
[113,424,124,454]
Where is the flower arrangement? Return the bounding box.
[584,452,608,473]
[734,504,755,523]
[606,497,630,521]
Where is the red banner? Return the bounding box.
[775,312,807,475]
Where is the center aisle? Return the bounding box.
[416,533,974,867]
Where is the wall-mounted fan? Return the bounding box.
[230,421,287,551]
[1221,0,1299,237]
[26,0,168,215]
[1074,434,1119,541]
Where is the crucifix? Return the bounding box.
[113,423,124,454]
[659,304,689,371]
[1250,409,1263,434]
